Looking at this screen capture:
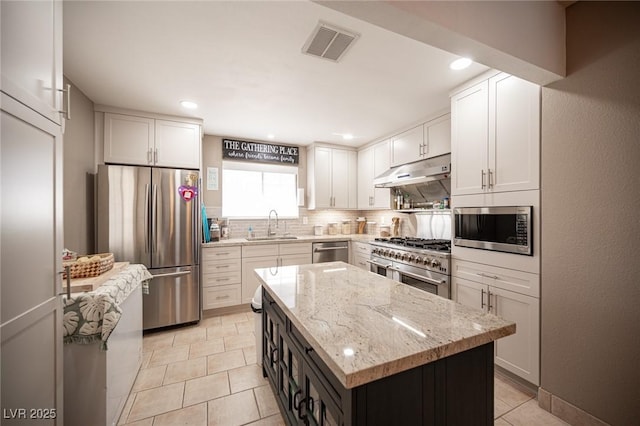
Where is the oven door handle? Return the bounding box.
[387,266,446,286]
[366,260,393,269]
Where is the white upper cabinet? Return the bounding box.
[1,0,64,124]
[391,125,423,167]
[451,82,489,195]
[358,139,390,209]
[425,114,451,159]
[307,145,357,209]
[104,113,155,165]
[391,114,451,167]
[451,72,540,195]
[103,112,201,169]
[489,73,540,193]
[154,119,201,169]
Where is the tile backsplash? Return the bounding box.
[204,207,416,239]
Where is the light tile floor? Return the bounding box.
[119,308,568,425]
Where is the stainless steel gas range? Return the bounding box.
[368,237,451,299]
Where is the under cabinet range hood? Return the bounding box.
[374,154,451,188]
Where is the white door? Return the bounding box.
[241,256,278,304]
[357,146,374,209]
[453,276,485,310]
[0,0,63,124]
[489,73,540,193]
[451,81,489,195]
[331,149,350,208]
[155,120,201,169]
[425,115,451,158]
[372,140,391,208]
[313,147,332,208]
[103,113,154,165]
[391,125,423,166]
[280,253,313,267]
[1,93,64,424]
[491,286,540,385]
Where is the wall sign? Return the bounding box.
[222,139,299,165]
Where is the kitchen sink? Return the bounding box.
[246,236,298,241]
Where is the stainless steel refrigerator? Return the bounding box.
[97,165,200,330]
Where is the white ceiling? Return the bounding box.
[63,1,489,148]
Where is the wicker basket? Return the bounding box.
[62,253,114,279]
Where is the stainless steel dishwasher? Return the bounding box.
[312,241,349,263]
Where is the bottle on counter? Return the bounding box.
[395,190,404,210]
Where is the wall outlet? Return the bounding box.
[302,216,308,225]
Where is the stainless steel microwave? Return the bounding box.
[453,206,532,255]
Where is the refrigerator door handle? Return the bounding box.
[144,183,150,253]
[151,270,191,279]
[152,183,158,253]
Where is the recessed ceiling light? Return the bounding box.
[449,57,472,70]
[180,100,198,109]
[333,132,354,140]
[267,134,275,139]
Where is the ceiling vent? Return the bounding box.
[302,21,359,62]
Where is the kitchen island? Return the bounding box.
[255,261,515,426]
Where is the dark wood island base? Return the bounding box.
[263,289,495,426]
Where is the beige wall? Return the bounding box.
[318,0,566,85]
[62,77,95,254]
[541,2,640,424]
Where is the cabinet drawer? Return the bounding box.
[278,242,312,256]
[353,254,370,271]
[202,259,241,275]
[202,246,241,262]
[203,284,241,309]
[243,244,277,258]
[452,259,539,297]
[202,270,242,287]
[352,242,371,256]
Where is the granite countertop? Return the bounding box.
[255,261,515,389]
[202,233,376,248]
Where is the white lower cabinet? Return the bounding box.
[202,246,242,310]
[452,259,540,385]
[64,284,142,426]
[242,243,312,304]
[350,241,371,270]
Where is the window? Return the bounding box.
[222,162,299,218]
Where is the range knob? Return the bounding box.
[431,259,441,268]
[408,255,416,262]
[372,248,378,255]
[388,250,395,258]
[383,249,390,256]
[424,257,432,266]
[415,256,423,264]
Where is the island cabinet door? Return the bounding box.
[302,362,342,426]
[263,295,283,385]
[278,333,306,426]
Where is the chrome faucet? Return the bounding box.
[267,210,279,236]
